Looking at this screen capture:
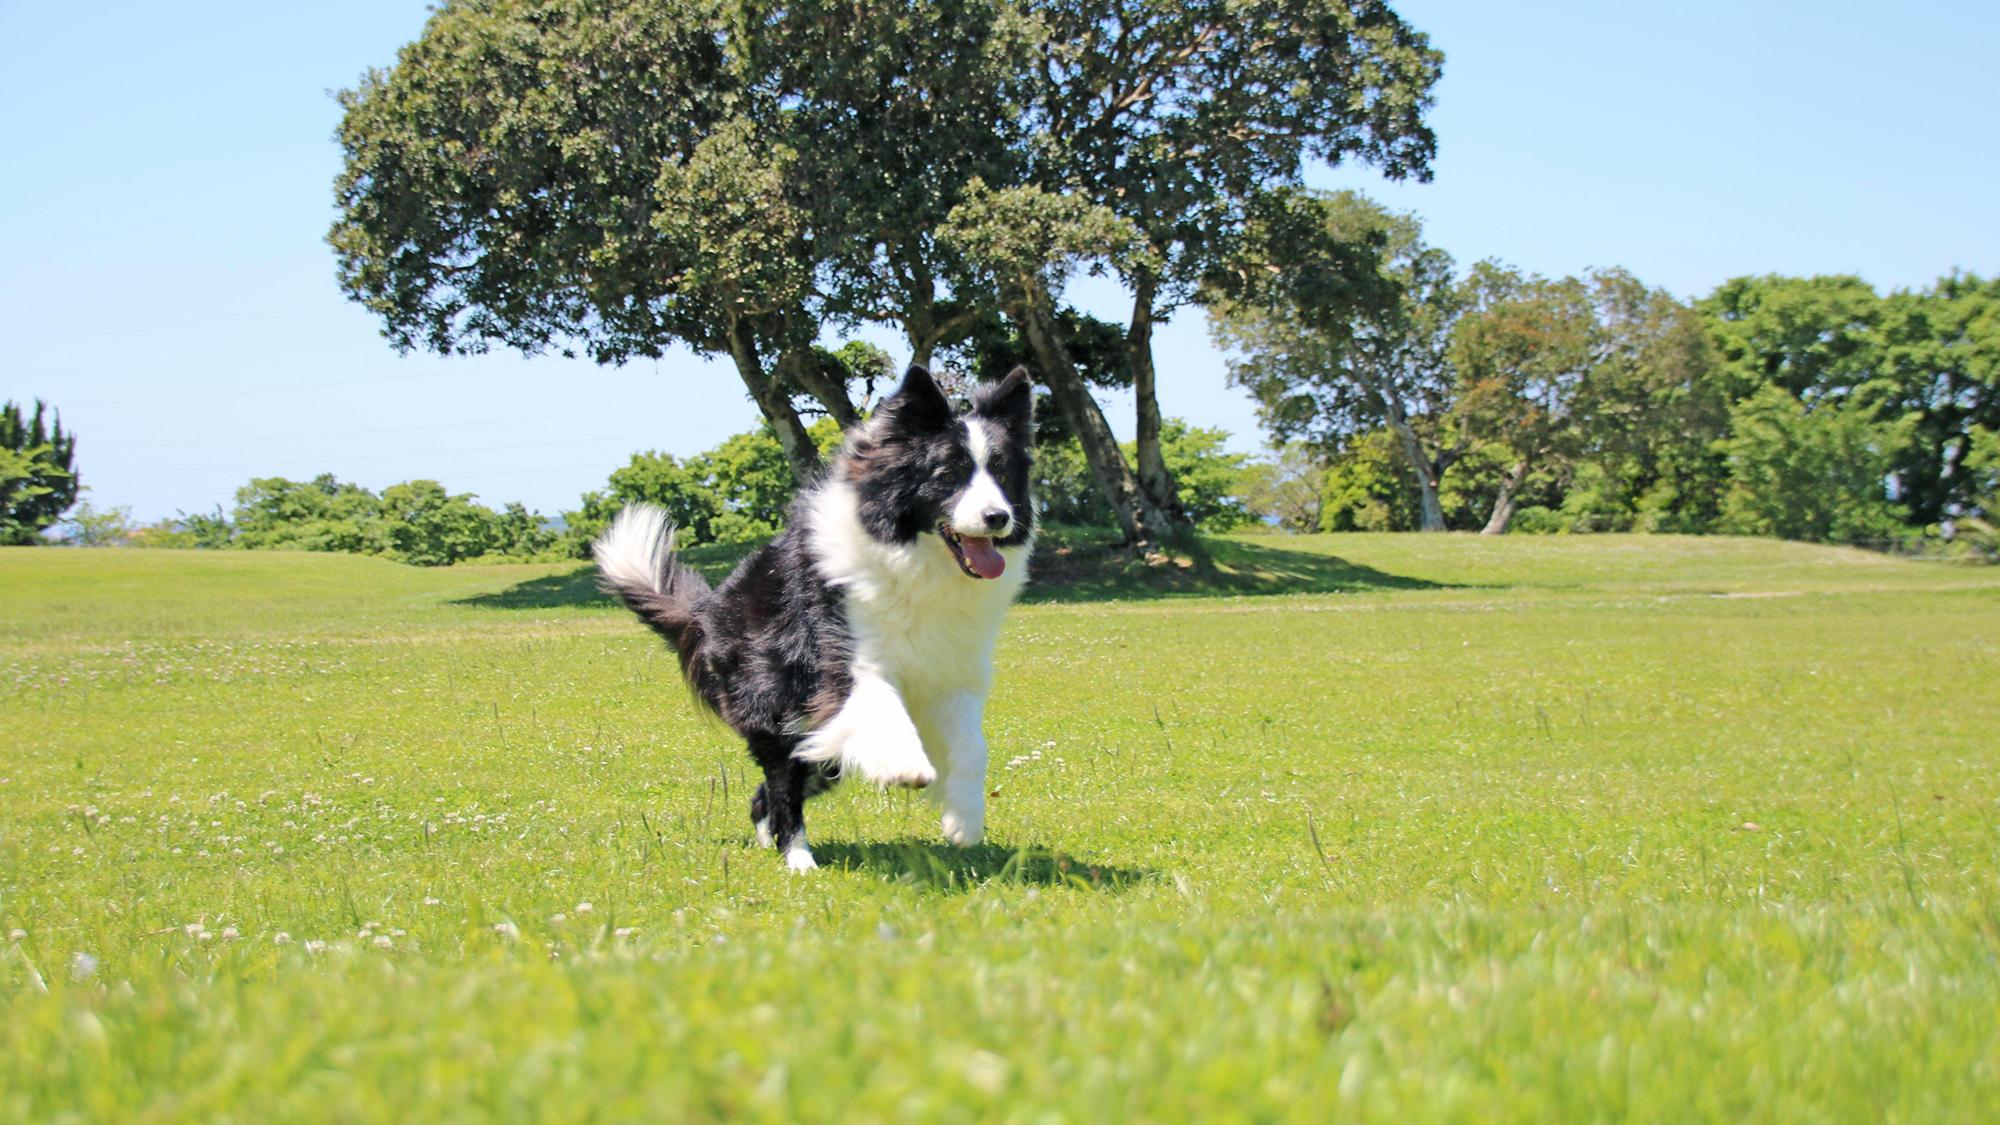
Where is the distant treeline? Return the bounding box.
[1210,200,1998,555]
[116,412,1256,564]
[37,263,2000,564]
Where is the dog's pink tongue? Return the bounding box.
[960,535,1006,579]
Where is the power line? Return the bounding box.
[12,302,354,347]
[112,401,713,451]
[82,425,719,477]
[64,366,479,408]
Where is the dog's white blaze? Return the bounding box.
[593,504,673,593]
[950,419,1012,537]
[796,479,1030,799]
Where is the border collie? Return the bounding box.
[594,365,1035,871]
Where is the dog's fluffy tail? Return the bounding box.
[593,504,712,668]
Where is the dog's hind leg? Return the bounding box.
[749,782,773,848]
[751,763,838,849]
[750,736,817,872]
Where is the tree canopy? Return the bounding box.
[332,0,1442,539]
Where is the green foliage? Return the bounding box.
[56,497,135,547]
[1234,444,1327,533]
[1716,386,1908,544]
[130,508,237,550]
[380,481,518,567]
[1317,430,1422,532]
[175,474,559,565]
[0,400,79,544]
[1032,420,1253,532]
[1700,274,1883,401]
[233,474,390,555]
[1875,273,2000,525]
[563,418,845,555]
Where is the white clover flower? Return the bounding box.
[372,935,393,950]
[613,927,637,939]
[493,921,519,941]
[70,952,98,980]
[304,940,327,954]
[574,902,593,915]
[273,932,293,945]
[183,923,205,936]
[220,926,239,940]
[422,896,441,907]
[8,928,25,941]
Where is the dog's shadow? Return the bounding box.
[808,838,1153,894]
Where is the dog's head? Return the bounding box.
[845,364,1035,579]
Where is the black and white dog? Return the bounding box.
[594,365,1035,870]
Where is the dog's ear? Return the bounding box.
[878,364,953,434]
[972,365,1034,431]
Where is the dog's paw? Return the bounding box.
[754,817,774,849]
[785,844,818,873]
[854,731,936,789]
[940,807,984,847]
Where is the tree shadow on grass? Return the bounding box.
[810,838,1154,893]
[454,532,1460,610]
[452,545,749,610]
[1019,532,1458,603]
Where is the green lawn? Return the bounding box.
[4,535,1998,1120]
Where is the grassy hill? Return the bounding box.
[3,535,1997,1119]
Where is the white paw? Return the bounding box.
[855,731,937,789]
[754,818,773,849]
[941,806,985,847]
[785,844,818,873]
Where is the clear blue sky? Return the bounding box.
[4,1,1995,524]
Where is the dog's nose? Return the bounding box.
[982,509,1010,532]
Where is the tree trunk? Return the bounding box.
[1379,404,1446,532]
[781,348,860,429]
[1017,300,1167,548]
[725,322,821,481]
[1127,273,1186,528]
[1482,457,1532,536]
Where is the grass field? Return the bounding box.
[4,534,1999,1120]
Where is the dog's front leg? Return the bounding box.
[927,692,988,847]
[803,674,935,789]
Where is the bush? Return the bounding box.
[1716,386,1908,544]
[562,420,844,557]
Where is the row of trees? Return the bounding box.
[91,401,1256,563]
[127,476,560,565]
[1210,191,1998,545]
[331,0,1443,549]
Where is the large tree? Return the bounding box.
[332,0,836,478]
[758,0,1029,372]
[1445,264,1599,534]
[1021,0,1442,528]
[940,180,1169,546]
[1208,189,1459,530]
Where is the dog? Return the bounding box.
[594,364,1035,871]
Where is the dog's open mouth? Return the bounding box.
[939,526,1006,579]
